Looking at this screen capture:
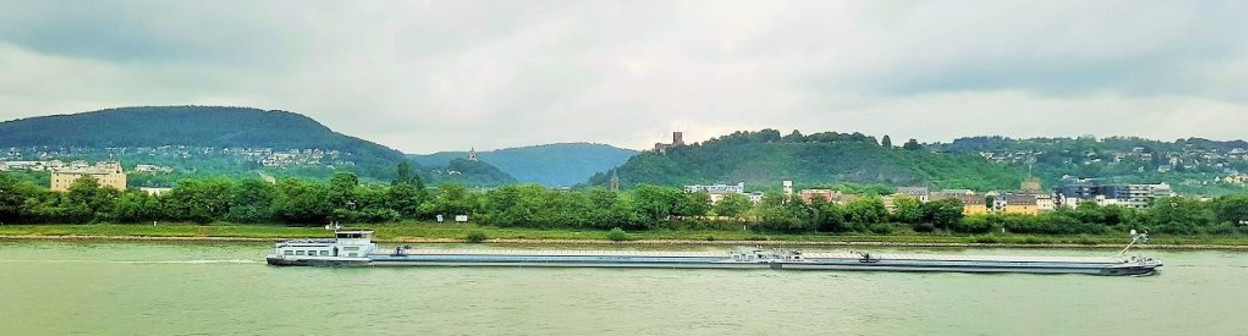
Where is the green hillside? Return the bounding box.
[0,106,516,186]
[409,143,637,187]
[423,158,518,186]
[933,136,1248,195]
[586,129,1024,191]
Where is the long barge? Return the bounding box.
[265,231,1162,276]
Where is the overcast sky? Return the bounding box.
[1,1,1246,153]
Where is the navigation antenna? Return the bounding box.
[1118,229,1149,256]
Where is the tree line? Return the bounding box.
[2,164,1247,236]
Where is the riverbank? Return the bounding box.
[2,223,1247,249]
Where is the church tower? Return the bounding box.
[610,170,620,192]
[468,147,478,161]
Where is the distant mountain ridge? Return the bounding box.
[408,143,637,187]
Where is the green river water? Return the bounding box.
[0,241,1245,336]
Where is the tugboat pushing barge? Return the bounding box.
[266,231,1161,276]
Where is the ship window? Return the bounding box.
[284,250,293,255]
[320,250,330,256]
[296,250,306,256]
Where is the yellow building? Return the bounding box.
[51,162,126,192]
[998,193,1040,215]
[957,194,990,215]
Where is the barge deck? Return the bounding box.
[265,231,1162,276]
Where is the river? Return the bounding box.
[0,241,1244,336]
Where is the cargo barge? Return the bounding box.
[265,231,1162,276]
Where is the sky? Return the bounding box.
[1,1,1246,153]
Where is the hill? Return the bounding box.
[422,158,518,186]
[0,106,517,186]
[409,143,637,187]
[586,129,1024,191]
[932,136,1248,195]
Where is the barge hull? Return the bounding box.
[268,255,1159,275]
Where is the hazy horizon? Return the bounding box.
[2,1,1246,152]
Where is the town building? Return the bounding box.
[995,193,1040,215]
[1054,177,1174,209]
[799,189,836,203]
[133,164,173,173]
[929,189,976,202]
[684,182,745,204]
[51,161,126,192]
[896,187,930,202]
[957,194,990,215]
[140,187,172,196]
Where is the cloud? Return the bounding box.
[1,0,1246,153]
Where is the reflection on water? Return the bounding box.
[1,241,1244,336]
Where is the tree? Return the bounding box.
[431,183,478,216]
[1212,194,1248,225]
[812,198,849,232]
[753,193,806,232]
[673,192,711,217]
[902,139,924,151]
[881,135,893,148]
[585,187,636,229]
[923,198,965,230]
[394,160,417,185]
[713,193,752,218]
[0,173,42,223]
[271,178,332,224]
[113,190,163,223]
[844,197,889,227]
[65,176,122,222]
[891,195,923,223]
[225,179,277,223]
[165,178,234,224]
[631,184,679,224]
[1147,197,1213,234]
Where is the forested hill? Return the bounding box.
[0,106,415,183]
[586,129,1024,191]
[409,143,637,187]
[0,106,403,159]
[931,136,1248,195]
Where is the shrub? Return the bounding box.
[912,222,937,233]
[607,227,630,242]
[1073,234,1097,245]
[974,235,999,244]
[869,223,894,234]
[1021,236,1047,244]
[465,231,488,243]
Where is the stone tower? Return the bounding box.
[610,170,621,191]
[468,147,478,161]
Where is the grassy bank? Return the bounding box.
[2,222,1247,248]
